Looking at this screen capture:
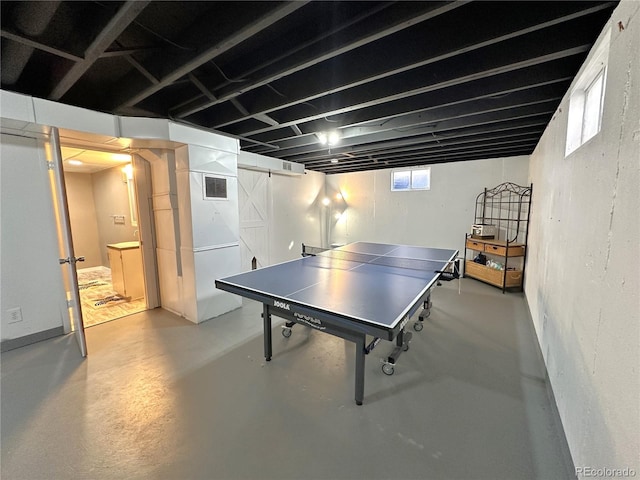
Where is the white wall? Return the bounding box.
[65,172,102,268]
[92,166,139,265]
[0,93,246,342]
[526,1,639,474]
[237,167,326,267]
[269,170,326,264]
[1,134,67,342]
[326,156,529,253]
[175,144,242,323]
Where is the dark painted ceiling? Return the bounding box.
[1,1,618,174]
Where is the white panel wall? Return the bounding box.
[1,134,67,341]
[175,144,241,323]
[0,92,247,341]
[326,156,529,254]
[526,1,639,474]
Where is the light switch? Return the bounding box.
[113,215,126,224]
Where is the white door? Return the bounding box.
[238,169,270,270]
[48,127,88,356]
[132,154,159,308]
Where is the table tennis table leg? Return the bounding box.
[262,304,272,361]
[355,335,366,405]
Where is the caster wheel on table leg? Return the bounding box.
[413,321,424,332]
[402,343,409,352]
[282,328,292,338]
[382,363,395,376]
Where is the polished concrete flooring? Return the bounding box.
[1,280,573,479]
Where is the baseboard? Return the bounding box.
[1,326,65,353]
[523,296,577,479]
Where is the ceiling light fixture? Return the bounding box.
[317,131,340,146]
[331,158,339,164]
[68,160,83,166]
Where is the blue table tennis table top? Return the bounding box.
[216,242,458,331]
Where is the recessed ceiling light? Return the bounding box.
[113,153,131,161]
[331,158,339,164]
[68,160,83,166]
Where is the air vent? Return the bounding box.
[282,161,292,171]
[204,175,227,199]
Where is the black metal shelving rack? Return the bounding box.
[464,182,533,292]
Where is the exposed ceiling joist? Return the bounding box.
[1,1,618,174]
[49,1,150,101]
[117,1,308,109]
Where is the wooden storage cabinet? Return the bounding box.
[107,242,144,300]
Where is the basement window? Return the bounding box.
[565,29,610,156]
[391,167,431,191]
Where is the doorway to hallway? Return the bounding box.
[61,146,147,328]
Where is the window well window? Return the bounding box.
[391,167,431,191]
[565,29,610,156]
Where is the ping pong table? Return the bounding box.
[215,241,458,405]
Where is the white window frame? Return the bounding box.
[391,166,431,191]
[581,68,606,143]
[565,29,610,157]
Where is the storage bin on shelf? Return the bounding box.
[464,236,525,291]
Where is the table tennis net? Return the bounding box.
[303,245,457,273]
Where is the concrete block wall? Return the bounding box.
[525,1,639,474]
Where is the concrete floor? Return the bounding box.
[1,279,573,480]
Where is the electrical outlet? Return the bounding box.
[7,307,23,324]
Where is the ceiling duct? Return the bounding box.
[1,1,61,85]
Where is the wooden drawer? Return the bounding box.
[483,243,525,257]
[465,261,523,288]
[465,239,485,251]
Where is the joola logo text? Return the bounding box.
[273,300,290,310]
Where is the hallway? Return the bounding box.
[1,280,573,479]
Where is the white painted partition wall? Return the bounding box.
[0,90,245,347]
[175,144,242,323]
[1,133,69,346]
